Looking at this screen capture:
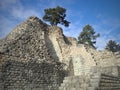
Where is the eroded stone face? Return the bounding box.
[0,60,66,90]
[0,16,52,63]
[0,16,120,90]
[0,16,67,90]
[45,21,120,76]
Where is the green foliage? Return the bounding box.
[43,6,70,27]
[105,40,120,52]
[78,24,100,48]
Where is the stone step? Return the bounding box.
[59,85,81,90]
[100,81,120,84]
[96,74,120,90]
[101,74,119,79]
[100,79,120,83]
[59,76,83,90]
[66,87,77,90]
[99,83,120,87]
[62,79,78,85]
[64,76,81,81]
[59,87,65,90]
[96,87,120,90]
[90,75,101,80]
[90,78,100,83]
[101,77,120,80]
[87,87,96,90]
[101,76,120,81]
[91,76,100,80]
[60,83,66,87]
[89,82,99,87]
[100,77,120,81]
[59,73,120,90]
[64,76,72,80]
[63,79,69,83]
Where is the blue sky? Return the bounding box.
[0,0,120,50]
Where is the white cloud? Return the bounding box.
[1,0,42,19]
[0,0,77,38]
[10,0,42,20]
[61,21,83,38]
[93,17,120,50]
[0,0,120,51]
[11,8,41,20]
[95,34,120,50]
[95,37,107,50]
[0,0,17,7]
[0,0,42,38]
[0,16,16,38]
[96,13,102,18]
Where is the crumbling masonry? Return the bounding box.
[0,16,120,90]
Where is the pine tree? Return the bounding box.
[78,24,100,48]
[43,6,70,27]
[105,40,120,52]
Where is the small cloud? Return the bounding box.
[0,0,42,38]
[0,0,17,7]
[0,16,16,38]
[11,8,41,20]
[96,13,102,18]
[95,37,107,50]
[62,21,82,38]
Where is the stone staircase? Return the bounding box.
[96,66,120,90]
[59,75,83,90]
[88,73,101,90]
[118,66,120,77]
[59,73,101,90]
[59,67,120,90]
[96,74,120,90]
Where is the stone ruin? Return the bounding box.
[0,16,67,90]
[0,16,120,90]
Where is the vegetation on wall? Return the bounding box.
[43,6,120,51]
[78,24,100,48]
[105,40,120,52]
[43,6,70,27]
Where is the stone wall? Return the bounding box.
[45,25,120,76]
[0,16,67,90]
[45,26,97,75]
[0,60,66,90]
[91,66,119,77]
[86,47,120,66]
[0,16,51,63]
[0,16,120,89]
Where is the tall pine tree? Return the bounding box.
[78,24,100,48]
[43,6,70,27]
[105,40,120,52]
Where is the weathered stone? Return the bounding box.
[0,16,120,90]
[0,16,67,90]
